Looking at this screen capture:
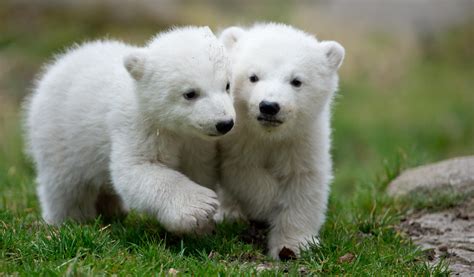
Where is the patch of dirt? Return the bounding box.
[399,197,474,276]
[239,220,269,251]
[338,253,356,264]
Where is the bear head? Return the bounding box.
[220,23,344,140]
[124,26,236,139]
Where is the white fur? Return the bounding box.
[24,26,236,235]
[217,23,344,259]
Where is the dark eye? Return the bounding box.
[183,90,198,100]
[290,78,302,87]
[249,74,259,83]
[225,82,230,92]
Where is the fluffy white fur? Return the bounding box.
[25,26,236,235]
[217,23,344,259]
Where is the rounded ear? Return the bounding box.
[320,41,345,71]
[124,51,146,80]
[219,26,245,51]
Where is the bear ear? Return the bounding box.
[220,26,245,51]
[124,52,146,80]
[320,41,345,71]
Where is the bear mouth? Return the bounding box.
[207,132,225,137]
[257,116,283,127]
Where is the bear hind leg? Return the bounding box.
[37,174,99,225]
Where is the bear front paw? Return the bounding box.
[160,185,219,235]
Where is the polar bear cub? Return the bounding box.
[217,23,344,259]
[25,26,235,235]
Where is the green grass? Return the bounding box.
[1,5,473,275]
[398,187,473,212]
[0,131,451,275]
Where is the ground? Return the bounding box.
[387,155,474,275]
[1,4,473,275]
[399,196,474,276]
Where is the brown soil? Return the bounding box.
[399,198,474,276]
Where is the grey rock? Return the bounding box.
[387,156,474,196]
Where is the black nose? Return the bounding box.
[215,119,234,134]
[259,101,280,116]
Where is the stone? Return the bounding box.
[168,268,179,276]
[387,156,474,196]
[256,263,275,272]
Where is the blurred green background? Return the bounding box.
[1,0,473,205]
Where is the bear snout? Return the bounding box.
[259,100,280,116]
[215,119,234,134]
